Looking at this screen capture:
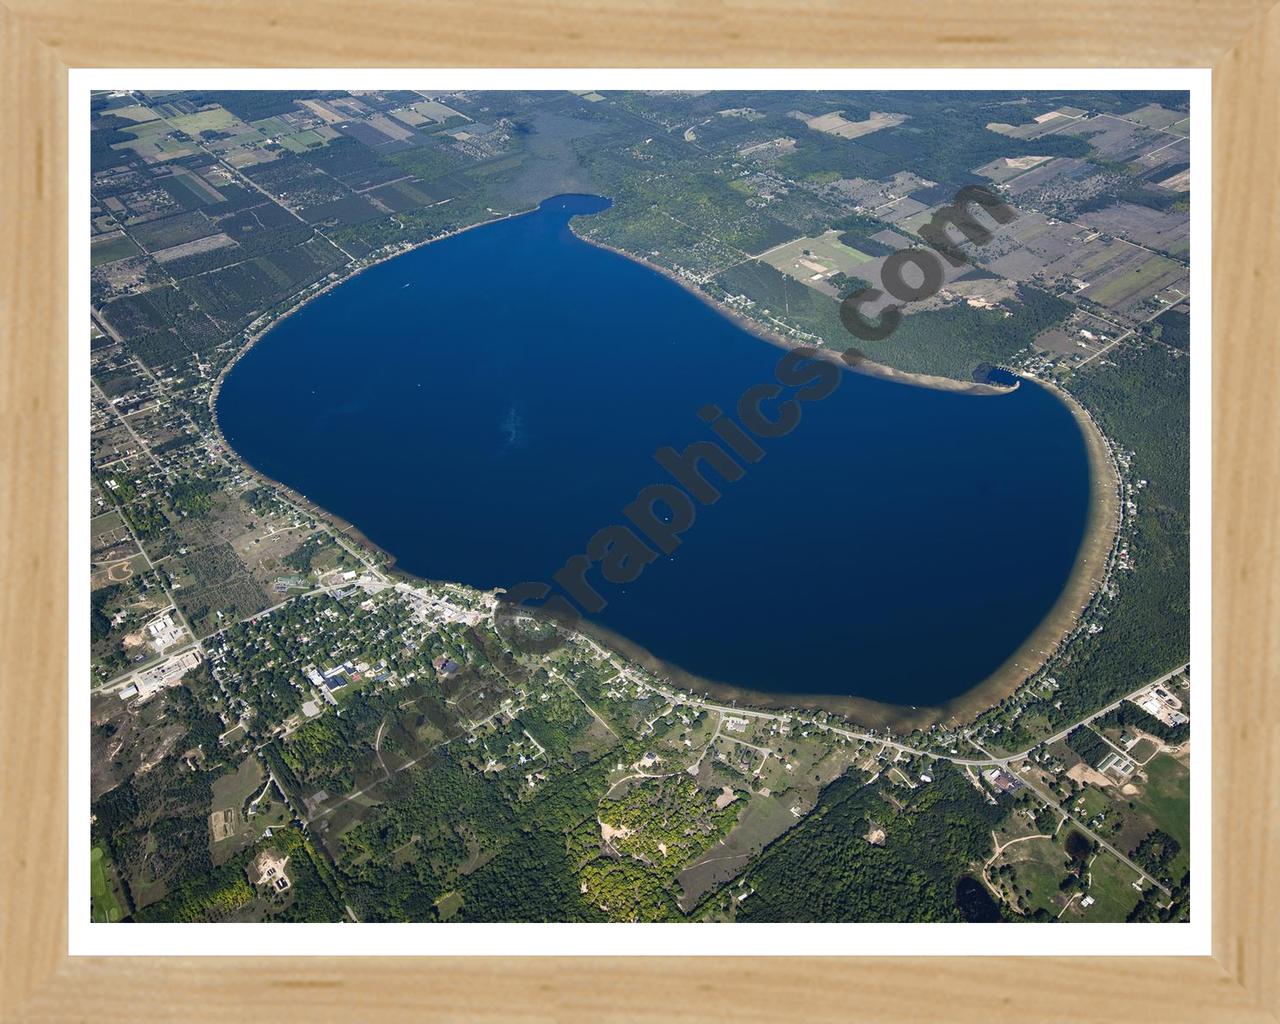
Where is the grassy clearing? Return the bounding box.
[277,130,327,153]
[1088,254,1183,308]
[1136,752,1190,876]
[91,233,142,267]
[91,844,126,922]
[999,836,1067,917]
[435,890,464,920]
[167,107,241,134]
[1070,848,1143,921]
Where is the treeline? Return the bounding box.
[1065,725,1111,769]
[1048,343,1190,725]
[711,261,1071,382]
[455,756,621,923]
[1094,700,1189,746]
[1132,828,1181,876]
[737,763,1005,922]
[133,850,254,923]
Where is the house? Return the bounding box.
[434,657,461,677]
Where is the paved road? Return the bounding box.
[641,661,1189,769]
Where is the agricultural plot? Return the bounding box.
[158,167,227,207]
[973,154,1052,184]
[758,230,874,295]
[1002,156,1101,198]
[1120,103,1186,131]
[1081,251,1187,315]
[165,106,245,135]
[128,210,219,252]
[1060,114,1170,163]
[986,108,1087,140]
[276,130,329,153]
[1034,318,1113,362]
[412,99,468,123]
[150,232,239,265]
[388,106,431,128]
[91,232,142,267]
[112,120,197,163]
[1132,752,1190,878]
[1077,201,1189,257]
[110,104,161,124]
[798,109,908,140]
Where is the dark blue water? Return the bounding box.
[218,194,1090,707]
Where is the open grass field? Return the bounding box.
[90,844,126,922]
[277,130,328,153]
[999,836,1068,917]
[803,109,907,140]
[1084,253,1186,311]
[758,229,873,291]
[435,890,464,921]
[676,791,799,909]
[208,754,290,866]
[90,232,142,267]
[110,104,160,123]
[1136,752,1191,877]
[166,107,242,134]
[1075,785,1113,820]
[1066,849,1143,921]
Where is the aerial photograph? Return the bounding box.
[87,87,1191,926]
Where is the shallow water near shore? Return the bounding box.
[217,194,1091,708]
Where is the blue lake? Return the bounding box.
[217,195,1090,709]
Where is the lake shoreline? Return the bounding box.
[569,226,1017,398]
[211,193,1117,732]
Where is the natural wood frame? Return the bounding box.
[2,2,1277,1019]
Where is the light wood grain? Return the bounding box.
[1,1,1277,1020]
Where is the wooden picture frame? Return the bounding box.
[2,2,1276,1019]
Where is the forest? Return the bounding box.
[738,763,1006,922]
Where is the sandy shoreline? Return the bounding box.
[566,375,1121,732]
[206,200,1119,732]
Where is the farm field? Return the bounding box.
[91,232,142,267]
[758,230,874,293]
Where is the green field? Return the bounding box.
[999,836,1068,917]
[1136,753,1190,877]
[167,107,242,134]
[91,844,126,922]
[250,116,292,135]
[1087,255,1184,309]
[435,890,464,920]
[1075,785,1112,821]
[759,229,873,289]
[110,104,159,123]
[91,233,141,267]
[277,130,327,153]
[1069,849,1143,921]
